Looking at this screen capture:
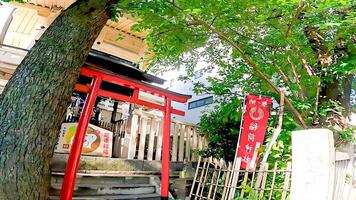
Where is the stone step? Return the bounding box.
[51,170,171,177]
[51,175,151,189]
[52,153,184,172]
[50,172,161,198]
[50,185,156,196]
[49,193,161,200]
[51,182,154,191]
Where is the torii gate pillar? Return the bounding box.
[161,97,171,199]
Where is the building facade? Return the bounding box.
[160,62,217,124]
[0,1,150,93]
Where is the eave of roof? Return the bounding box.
[87,49,165,85]
[83,65,192,101]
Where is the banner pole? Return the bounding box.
[255,92,284,188]
[225,95,247,200]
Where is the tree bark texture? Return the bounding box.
[0,0,113,199]
[341,74,353,115]
[304,26,353,130]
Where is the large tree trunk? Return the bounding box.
[0,0,114,199]
[304,26,353,133]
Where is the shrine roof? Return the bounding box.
[86,50,165,85]
[79,50,191,102]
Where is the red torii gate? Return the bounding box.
[59,66,190,200]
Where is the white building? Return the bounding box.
[159,61,217,124]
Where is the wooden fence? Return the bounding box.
[333,151,355,200]
[189,157,292,200]
[99,111,207,162]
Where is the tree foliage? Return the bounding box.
[121,0,356,143]
[198,97,241,161]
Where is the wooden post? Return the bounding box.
[198,135,203,150]
[127,114,139,159]
[155,120,163,160]
[199,158,212,198]
[138,116,148,160]
[147,118,157,161]
[221,162,232,200]
[172,122,179,162]
[281,162,292,200]
[207,158,219,199]
[250,168,256,188]
[240,171,249,198]
[212,159,224,200]
[268,162,278,200]
[191,127,198,161]
[228,157,242,199]
[185,126,192,161]
[195,159,208,200]
[189,157,201,198]
[178,124,186,161]
[258,163,269,199]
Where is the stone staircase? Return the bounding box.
[49,173,161,199]
[49,153,184,199]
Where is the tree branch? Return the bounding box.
[153,23,198,36]
[285,0,306,37]
[272,52,292,87]
[314,79,321,117]
[228,26,281,49]
[296,49,316,76]
[287,55,306,100]
[166,0,307,128]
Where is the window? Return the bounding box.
[188,96,213,109]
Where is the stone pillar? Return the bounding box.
[291,128,335,200]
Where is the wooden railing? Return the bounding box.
[171,119,207,162]
[333,151,354,200]
[99,111,207,162]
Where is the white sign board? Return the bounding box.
[291,129,335,200]
[55,123,113,157]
